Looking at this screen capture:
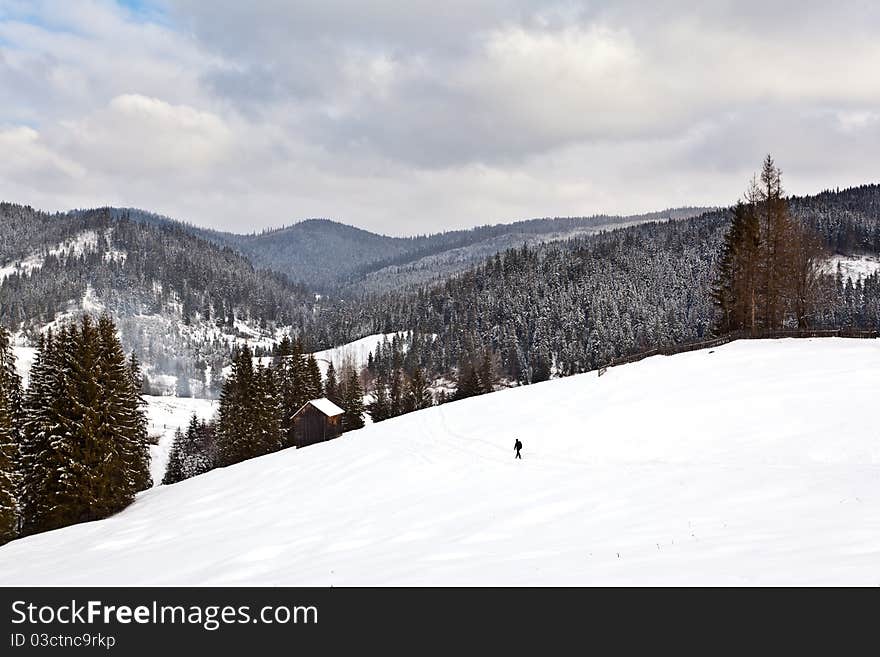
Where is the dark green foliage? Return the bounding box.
[216,346,283,467]
[18,315,151,537]
[0,326,22,545]
[368,374,390,423]
[163,428,187,486]
[324,362,340,405]
[163,415,215,485]
[252,365,282,457]
[304,355,323,402]
[341,371,365,432]
[216,345,256,467]
[452,361,482,401]
[404,368,433,413]
[713,157,827,333]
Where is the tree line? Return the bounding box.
[0,316,151,546]
[713,156,827,333]
[162,336,367,486]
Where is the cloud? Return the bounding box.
[59,94,233,175]
[0,125,85,183]
[0,0,878,235]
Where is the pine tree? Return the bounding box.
[19,331,56,535]
[215,345,256,467]
[276,339,304,448]
[324,362,340,405]
[216,346,283,467]
[713,156,825,333]
[404,367,433,413]
[453,359,482,400]
[163,415,215,485]
[304,354,322,401]
[97,315,152,497]
[341,371,365,432]
[0,325,22,545]
[253,364,282,456]
[19,315,150,536]
[389,366,403,417]
[163,428,186,485]
[713,201,760,334]
[478,351,496,394]
[368,374,390,423]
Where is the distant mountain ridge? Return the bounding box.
[112,206,714,293]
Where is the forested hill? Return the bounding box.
[335,183,880,387]
[0,204,316,395]
[154,208,711,293]
[790,184,880,253]
[1,183,877,397]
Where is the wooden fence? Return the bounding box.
[597,328,878,376]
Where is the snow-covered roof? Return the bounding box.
[295,397,345,417]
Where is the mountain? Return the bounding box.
[185,209,712,293]
[2,337,878,585]
[0,204,318,395]
[2,184,877,400]
[340,184,880,385]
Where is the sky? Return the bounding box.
[1,1,879,235]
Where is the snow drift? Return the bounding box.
[1,338,879,586]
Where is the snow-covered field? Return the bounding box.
[310,332,405,377]
[2,338,880,586]
[144,395,219,487]
[824,254,880,281]
[12,346,36,388]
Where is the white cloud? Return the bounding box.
[58,94,233,175]
[0,126,85,183]
[0,1,878,234]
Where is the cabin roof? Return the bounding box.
[293,397,345,418]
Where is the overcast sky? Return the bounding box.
[1,1,878,235]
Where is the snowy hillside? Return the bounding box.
[2,338,879,585]
[824,254,880,281]
[310,332,407,377]
[144,395,219,487]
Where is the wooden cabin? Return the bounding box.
[292,397,345,448]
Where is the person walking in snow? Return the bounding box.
[514,438,522,459]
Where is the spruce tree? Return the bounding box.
[324,362,340,405]
[478,351,496,394]
[163,428,186,485]
[20,316,150,536]
[0,326,22,545]
[216,345,255,467]
[97,315,152,497]
[405,367,433,412]
[163,416,214,484]
[368,374,390,423]
[341,371,365,432]
[305,354,322,401]
[389,367,403,417]
[253,364,282,456]
[19,331,56,535]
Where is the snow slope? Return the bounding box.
[0,230,102,282]
[310,332,406,378]
[823,254,880,281]
[144,396,219,487]
[2,338,880,586]
[12,346,36,388]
